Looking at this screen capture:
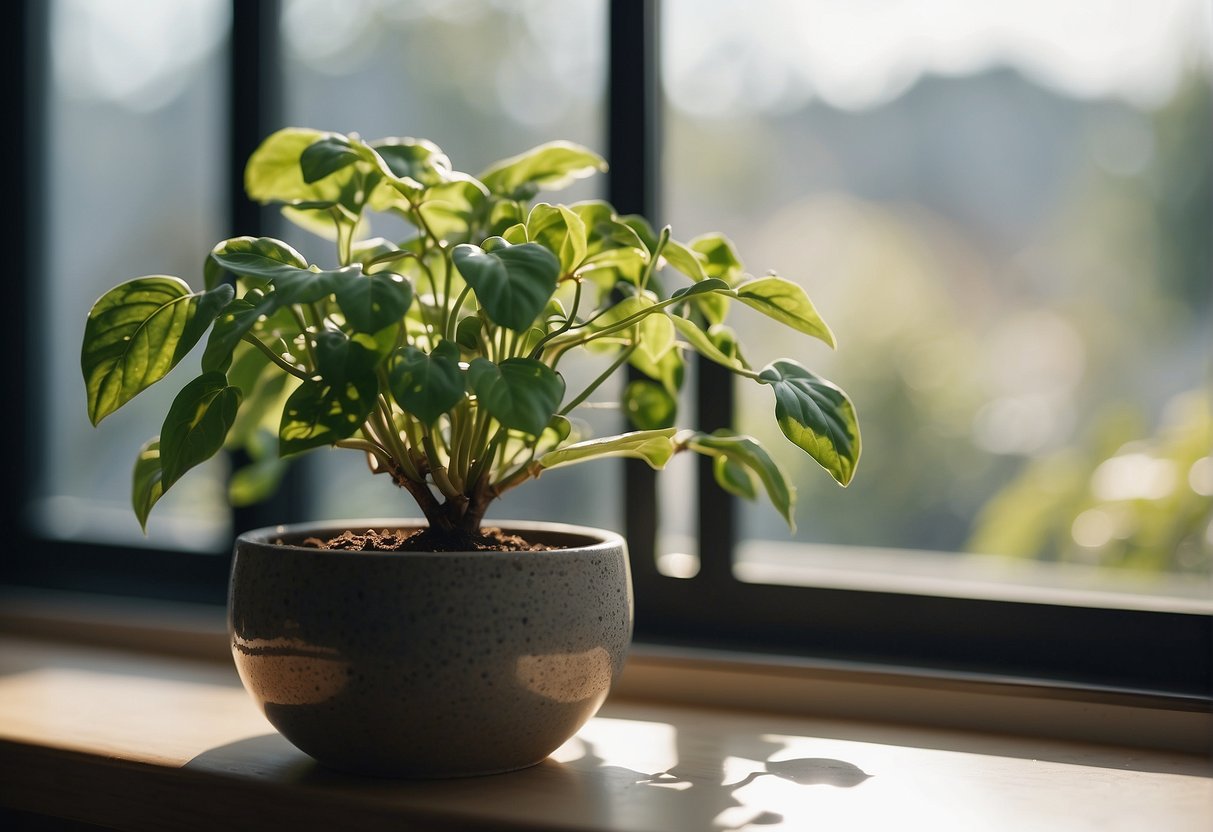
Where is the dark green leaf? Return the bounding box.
[300,135,363,184]
[389,341,464,424]
[370,137,454,187]
[131,438,164,532]
[734,276,836,348]
[278,332,380,455]
[452,241,560,331]
[623,379,677,430]
[757,360,861,486]
[82,277,234,425]
[479,141,607,200]
[455,315,483,352]
[208,236,308,288]
[336,272,413,333]
[159,372,242,489]
[467,357,565,435]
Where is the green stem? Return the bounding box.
[445,284,473,341]
[240,334,311,380]
[559,343,637,416]
[639,225,671,293]
[422,430,460,500]
[530,278,583,359]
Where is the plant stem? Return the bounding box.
[559,343,637,416]
[240,335,311,380]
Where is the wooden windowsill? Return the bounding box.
[0,616,1210,830]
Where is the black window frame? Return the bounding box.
[8,0,1211,700]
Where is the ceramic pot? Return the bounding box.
[228,519,632,778]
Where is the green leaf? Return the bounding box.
[455,315,483,352]
[132,438,164,532]
[208,236,308,288]
[670,277,730,300]
[757,360,861,486]
[159,372,242,489]
[714,455,758,501]
[734,276,836,348]
[538,428,678,471]
[389,341,464,424]
[300,135,363,184]
[414,177,488,242]
[335,272,413,333]
[479,141,607,200]
[82,277,234,425]
[467,357,565,436]
[670,316,746,372]
[278,332,380,455]
[245,128,354,205]
[369,136,454,188]
[452,241,560,331]
[661,239,707,282]
[526,202,588,275]
[623,379,677,430]
[689,233,745,284]
[685,431,796,530]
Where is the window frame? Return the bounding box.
[7,0,1210,699]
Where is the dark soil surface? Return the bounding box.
[296,526,556,553]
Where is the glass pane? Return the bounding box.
[36,0,232,550]
[280,0,618,531]
[662,0,1212,602]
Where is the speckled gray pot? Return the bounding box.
[228,519,632,778]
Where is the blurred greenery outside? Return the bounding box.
[42,0,1211,595]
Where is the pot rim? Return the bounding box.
[234,518,625,559]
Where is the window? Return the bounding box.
[9,0,1210,697]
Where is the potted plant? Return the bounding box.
[80,128,860,777]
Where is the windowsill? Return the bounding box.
[0,588,1210,830]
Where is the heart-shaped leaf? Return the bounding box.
[467,357,565,436]
[389,341,464,424]
[452,241,560,332]
[300,135,364,184]
[370,137,454,188]
[336,272,413,333]
[245,127,354,205]
[479,141,607,200]
[159,372,242,489]
[82,277,234,425]
[757,360,861,486]
[207,236,308,289]
[279,332,380,455]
